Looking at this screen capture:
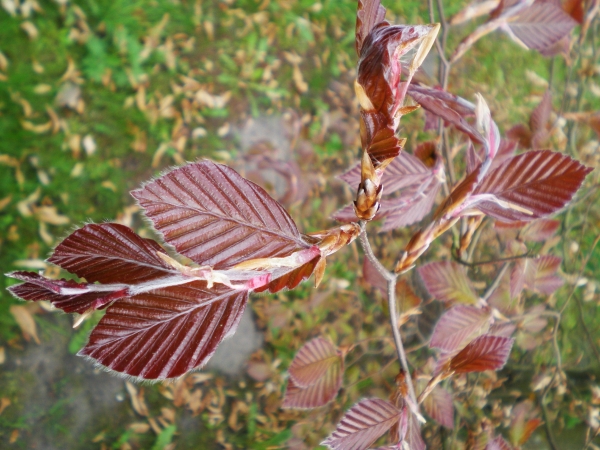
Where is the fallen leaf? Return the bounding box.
[9,304,41,344]
[126,382,149,417]
[0,398,10,415]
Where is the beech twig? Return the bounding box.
[358,221,421,418]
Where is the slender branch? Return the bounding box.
[482,263,509,302]
[387,270,421,418]
[453,249,533,268]
[358,221,421,417]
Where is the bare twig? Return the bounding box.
[453,249,533,268]
[482,263,509,302]
[358,221,421,418]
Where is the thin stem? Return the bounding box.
[482,263,508,302]
[453,250,533,268]
[387,271,420,414]
[358,221,420,416]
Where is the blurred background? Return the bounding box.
[1,0,599,448]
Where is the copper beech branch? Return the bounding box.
[358,221,422,420]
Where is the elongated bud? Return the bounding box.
[354,150,383,220]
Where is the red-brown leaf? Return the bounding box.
[449,335,514,373]
[78,282,248,380]
[47,223,173,284]
[487,435,514,450]
[430,305,491,352]
[7,272,128,314]
[407,84,483,144]
[356,0,387,56]
[472,150,593,222]
[288,337,341,388]
[418,261,479,304]
[423,385,454,429]
[339,151,431,194]
[321,398,401,450]
[132,160,312,269]
[282,338,343,410]
[507,2,577,52]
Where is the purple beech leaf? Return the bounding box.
[510,255,537,299]
[282,366,343,410]
[521,305,548,333]
[321,398,402,450]
[529,90,552,136]
[332,203,366,223]
[356,0,387,56]
[79,282,248,380]
[358,25,439,117]
[470,150,593,222]
[337,146,444,230]
[47,223,174,284]
[132,160,314,270]
[505,2,577,52]
[521,218,560,242]
[407,84,483,144]
[489,322,517,338]
[418,261,479,304]
[339,151,431,194]
[488,270,519,315]
[363,255,388,294]
[404,410,426,450]
[287,337,342,388]
[7,272,129,314]
[487,436,514,450]
[449,335,514,373]
[530,255,563,294]
[422,385,454,429]
[378,177,442,231]
[430,305,492,352]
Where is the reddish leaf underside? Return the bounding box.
[132,160,313,270]
[449,334,514,374]
[79,282,248,380]
[418,261,479,304]
[8,272,127,315]
[321,398,402,450]
[430,305,491,352]
[507,3,577,52]
[487,435,514,450]
[423,385,454,429]
[288,337,341,387]
[283,338,343,409]
[472,150,593,222]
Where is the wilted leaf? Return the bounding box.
[418,261,479,304]
[321,398,401,450]
[9,304,41,344]
[449,335,514,373]
[430,305,491,352]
